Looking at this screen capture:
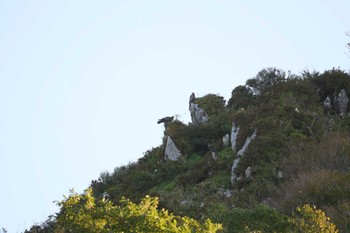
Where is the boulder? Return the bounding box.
[245,166,252,178]
[222,134,230,147]
[218,188,233,198]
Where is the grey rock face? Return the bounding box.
[164,136,182,161]
[230,157,241,183]
[231,123,240,152]
[189,103,209,125]
[237,130,257,157]
[231,130,257,185]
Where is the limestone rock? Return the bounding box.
[164,136,182,161]
[237,130,257,157]
[230,157,240,184]
[231,123,240,152]
[189,103,209,125]
[211,151,218,160]
[207,142,218,160]
[222,134,230,147]
[231,130,257,185]
[337,89,348,116]
[324,96,332,113]
[277,170,283,179]
[331,89,349,116]
[218,188,233,198]
[245,166,252,178]
[224,189,233,198]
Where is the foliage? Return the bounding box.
[228,85,256,110]
[55,188,222,233]
[308,68,350,103]
[221,205,292,233]
[195,94,226,116]
[290,204,338,233]
[246,67,286,95]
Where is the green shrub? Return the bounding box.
[222,205,291,233]
[195,94,226,116]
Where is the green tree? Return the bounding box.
[55,188,222,233]
[227,85,256,110]
[246,68,286,95]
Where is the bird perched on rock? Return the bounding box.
[157,116,174,124]
[189,92,196,105]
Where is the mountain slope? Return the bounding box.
[27,68,350,232]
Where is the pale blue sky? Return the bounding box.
[0,1,349,232]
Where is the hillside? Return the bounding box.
[26,67,350,232]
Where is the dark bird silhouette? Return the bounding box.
[189,92,196,104]
[157,116,174,124]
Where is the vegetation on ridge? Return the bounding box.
[26,67,350,232]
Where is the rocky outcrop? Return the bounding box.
[189,103,209,125]
[230,157,241,184]
[336,89,348,116]
[231,130,257,185]
[237,130,257,157]
[325,89,349,116]
[231,123,240,152]
[164,136,182,161]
